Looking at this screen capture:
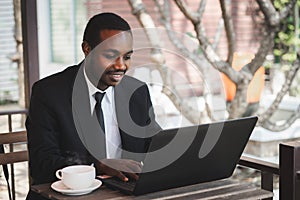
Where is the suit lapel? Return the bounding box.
[114,76,145,133]
[72,64,106,160]
[114,76,149,160]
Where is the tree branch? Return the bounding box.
[174,0,246,87]
[154,0,205,72]
[256,0,296,27]
[260,106,300,132]
[128,0,205,124]
[256,0,280,26]
[174,0,200,24]
[156,0,216,121]
[197,0,206,18]
[247,27,275,75]
[129,0,300,130]
[279,0,297,21]
[220,0,235,64]
[258,59,300,124]
[212,19,224,50]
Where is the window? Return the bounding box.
[49,0,88,64]
[0,0,18,103]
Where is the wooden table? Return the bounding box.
[31,178,273,200]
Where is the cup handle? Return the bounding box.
[55,170,63,180]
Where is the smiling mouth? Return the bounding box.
[106,70,126,75]
[111,74,123,78]
[106,70,126,81]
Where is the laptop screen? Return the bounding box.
[133,116,258,195]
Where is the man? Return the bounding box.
[26,12,160,199]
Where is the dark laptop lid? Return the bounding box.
[133,116,258,195]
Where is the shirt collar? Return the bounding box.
[83,65,113,104]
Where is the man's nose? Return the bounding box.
[114,57,126,70]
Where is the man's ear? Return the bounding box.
[82,41,91,57]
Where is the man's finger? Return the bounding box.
[115,171,129,182]
[126,172,139,181]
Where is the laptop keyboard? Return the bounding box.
[103,177,136,192]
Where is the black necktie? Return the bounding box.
[94,92,106,134]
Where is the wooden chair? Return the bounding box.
[239,141,300,200]
[0,130,28,200]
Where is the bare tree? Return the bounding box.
[128,0,300,131]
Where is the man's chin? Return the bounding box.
[110,80,122,87]
[103,80,122,88]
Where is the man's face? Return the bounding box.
[85,30,133,90]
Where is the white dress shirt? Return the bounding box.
[84,68,122,159]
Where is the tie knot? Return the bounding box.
[95,92,105,103]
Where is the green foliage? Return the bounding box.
[273,0,300,96]
[273,0,300,64]
[274,0,293,9]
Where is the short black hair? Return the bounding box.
[83,12,131,49]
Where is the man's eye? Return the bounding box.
[103,54,116,59]
[124,55,131,60]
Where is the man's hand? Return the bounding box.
[95,159,142,181]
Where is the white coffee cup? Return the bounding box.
[55,165,95,190]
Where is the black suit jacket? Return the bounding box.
[26,63,161,184]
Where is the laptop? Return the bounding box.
[100,116,258,195]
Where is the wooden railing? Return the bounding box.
[239,141,300,200]
[0,108,28,200]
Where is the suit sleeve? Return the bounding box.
[26,82,77,184]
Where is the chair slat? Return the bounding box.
[0,131,27,144]
[0,151,28,165]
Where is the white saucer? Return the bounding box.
[51,179,102,196]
